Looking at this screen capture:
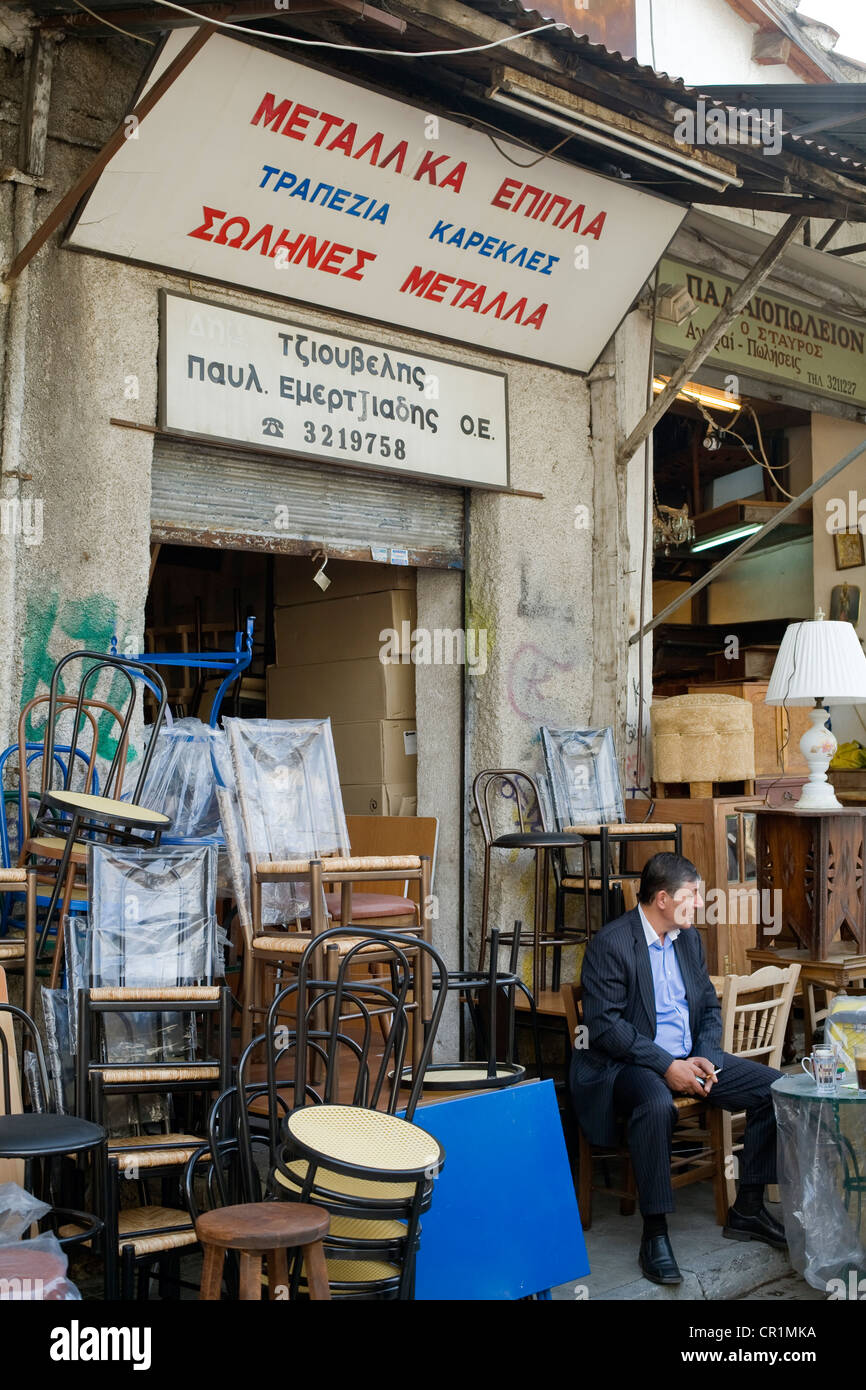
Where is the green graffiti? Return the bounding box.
[21,591,137,766]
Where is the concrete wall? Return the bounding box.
[635,0,809,85]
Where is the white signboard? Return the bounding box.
[67,31,686,373]
[159,292,509,488]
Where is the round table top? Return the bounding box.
[43,789,170,829]
[772,1072,866,1105]
[491,831,585,849]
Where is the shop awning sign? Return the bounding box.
[159,292,509,488]
[656,255,866,408]
[66,30,685,374]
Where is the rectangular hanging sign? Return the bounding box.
[67,30,685,373]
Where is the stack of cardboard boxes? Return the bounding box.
[267,560,418,815]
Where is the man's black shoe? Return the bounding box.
[723,1204,787,1249]
[639,1232,683,1285]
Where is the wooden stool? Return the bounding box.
[196,1202,331,1301]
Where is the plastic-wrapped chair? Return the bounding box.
[71,843,227,1299]
[220,719,432,1052]
[541,726,681,931]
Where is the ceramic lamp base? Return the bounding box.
[795,706,842,810]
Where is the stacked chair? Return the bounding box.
[191,928,449,1300]
[71,842,231,1298]
[214,718,434,1053]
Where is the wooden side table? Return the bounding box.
[754,806,866,958]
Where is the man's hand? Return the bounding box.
[664,1058,708,1097]
[689,1056,718,1094]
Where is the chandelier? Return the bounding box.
[653,496,695,557]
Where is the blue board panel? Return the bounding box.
[408,1079,589,1300]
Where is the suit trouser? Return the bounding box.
[611,1052,782,1216]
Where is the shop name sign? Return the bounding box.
[159,292,509,488]
[66,31,685,373]
[656,256,866,407]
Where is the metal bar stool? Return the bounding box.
[0,1001,112,1298]
[473,770,585,1001]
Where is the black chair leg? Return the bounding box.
[121,1243,137,1301]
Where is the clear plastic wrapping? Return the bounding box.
[87,842,219,987]
[0,1182,50,1241]
[540,726,624,828]
[773,1079,866,1290]
[137,718,225,842]
[223,717,348,926]
[40,986,75,1116]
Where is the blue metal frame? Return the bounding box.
[112,618,255,728]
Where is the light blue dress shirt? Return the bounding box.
[638,904,692,1059]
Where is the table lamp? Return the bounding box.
[765,608,866,810]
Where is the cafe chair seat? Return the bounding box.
[0,938,26,959]
[0,868,27,883]
[109,1133,205,1172]
[116,1207,197,1256]
[564,822,680,836]
[252,934,398,955]
[275,1159,417,1204]
[91,1065,221,1084]
[0,1111,105,1157]
[324,892,416,919]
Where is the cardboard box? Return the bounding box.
[267,658,415,723]
[340,784,417,816]
[275,590,416,667]
[332,720,417,785]
[274,556,415,607]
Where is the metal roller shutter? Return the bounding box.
[150,437,465,568]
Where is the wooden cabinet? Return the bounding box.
[755,806,866,958]
[687,681,812,776]
[626,796,763,976]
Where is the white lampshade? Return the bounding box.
[765,616,866,707]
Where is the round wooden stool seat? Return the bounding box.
[196,1202,329,1251]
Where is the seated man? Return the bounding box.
[570,851,786,1285]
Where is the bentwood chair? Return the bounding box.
[184,1088,331,1301]
[562,983,728,1229]
[254,929,448,1298]
[21,653,172,981]
[720,963,800,1206]
[473,768,586,1005]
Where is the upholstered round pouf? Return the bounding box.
[651,693,755,785]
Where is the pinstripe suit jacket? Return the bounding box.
[569,907,723,1146]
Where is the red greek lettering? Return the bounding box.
[188,205,225,241]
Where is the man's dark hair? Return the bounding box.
[638,852,700,905]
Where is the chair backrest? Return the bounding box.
[225,717,348,928]
[721,964,801,1067]
[37,650,168,809]
[256,927,448,1128]
[1,734,99,871]
[345,815,438,902]
[472,769,548,849]
[85,842,218,990]
[540,726,624,830]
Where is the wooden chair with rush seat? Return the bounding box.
[219,718,435,1052]
[562,983,728,1230]
[719,963,800,1207]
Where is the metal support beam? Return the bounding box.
[629,434,866,644]
[616,213,805,469]
[2,24,215,288]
